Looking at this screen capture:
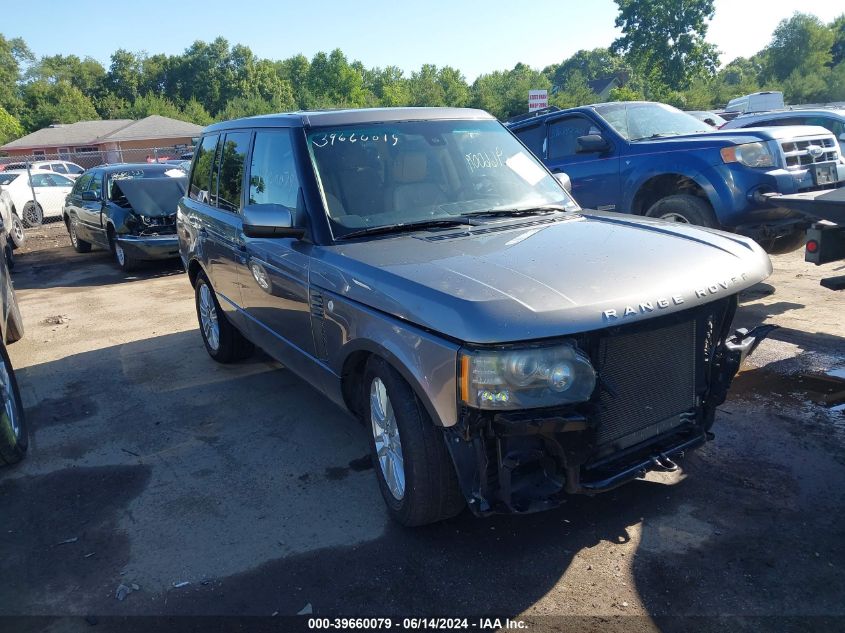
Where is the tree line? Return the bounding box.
[0,1,843,147]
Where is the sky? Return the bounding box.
[6,0,843,81]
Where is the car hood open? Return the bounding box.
[113,177,187,217]
[313,211,772,344]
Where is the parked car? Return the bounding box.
[687,110,727,128]
[506,101,845,254]
[0,160,85,179]
[62,164,186,271]
[179,107,773,526]
[0,222,26,466]
[0,188,25,250]
[0,169,74,227]
[721,109,845,156]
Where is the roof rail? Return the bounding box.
[504,106,561,125]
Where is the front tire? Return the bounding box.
[9,214,25,249]
[21,202,43,228]
[68,216,91,253]
[194,272,254,363]
[646,194,719,228]
[0,342,28,466]
[109,232,136,271]
[364,356,465,526]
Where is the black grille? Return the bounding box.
[593,318,697,452]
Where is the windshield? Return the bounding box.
[306,119,577,238]
[0,173,20,185]
[595,103,712,141]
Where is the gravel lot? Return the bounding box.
[1,223,844,632]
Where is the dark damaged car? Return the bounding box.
[179,108,774,526]
[63,164,187,271]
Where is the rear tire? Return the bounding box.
[68,216,91,253]
[0,342,28,466]
[364,356,465,526]
[21,202,43,228]
[646,194,719,228]
[194,272,254,363]
[9,214,25,249]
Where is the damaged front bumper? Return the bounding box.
[444,302,775,516]
[116,233,180,261]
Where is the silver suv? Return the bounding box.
[178,108,772,526]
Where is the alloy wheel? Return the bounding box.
[370,377,405,500]
[198,283,220,351]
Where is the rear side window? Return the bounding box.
[51,163,67,173]
[249,130,300,209]
[513,124,546,158]
[216,132,250,213]
[66,163,84,175]
[189,134,219,203]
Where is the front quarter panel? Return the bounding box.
[315,263,461,427]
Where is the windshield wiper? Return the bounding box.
[467,204,569,218]
[338,218,471,240]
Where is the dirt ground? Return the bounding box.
[1,223,843,632]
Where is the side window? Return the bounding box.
[73,173,93,194]
[803,116,845,137]
[51,163,67,174]
[189,134,219,203]
[248,130,301,210]
[30,173,50,187]
[548,117,602,160]
[514,124,546,158]
[216,132,251,213]
[67,163,84,175]
[745,117,800,128]
[87,172,103,198]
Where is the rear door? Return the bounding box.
[182,132,251,328]
[74,171,108,246]
[239,128,316,361]
[543,114,621,211]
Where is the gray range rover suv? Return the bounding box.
[178,108,773,526]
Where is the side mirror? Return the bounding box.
[81,191,100,202]
[242,203,305,239]
[554,172,573,193]
[575,134,610,154]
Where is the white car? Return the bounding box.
[0,170,74,227]
[1,160,85,180]
[0,190,25,250]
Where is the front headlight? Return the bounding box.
[720,142,775,168]
[459,341,596,410]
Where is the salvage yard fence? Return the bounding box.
[0,147,194,230]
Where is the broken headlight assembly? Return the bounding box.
[459,341,596,410]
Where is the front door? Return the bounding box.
[238,128,317,363]
[74,170,108,247]
[543,114,621,211]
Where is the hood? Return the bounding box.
[312,212,772,344]
[113,177,187,216]
[634,125,834,149]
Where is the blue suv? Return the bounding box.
[507,101,845,253]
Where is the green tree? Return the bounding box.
[107,49,144,102]
[0,105,24,145]
[764,12,835,82]
[549,71,599,109]
[367,66,410,107]
[181,99,213,126]
[408,64,446,106]
[0,35,33,114]
[26,54,106,102]
[472,63,552,119]
[611,0,719,91]
[553,48,630,89]
[21,81,98,131]
[831,14,845,66]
